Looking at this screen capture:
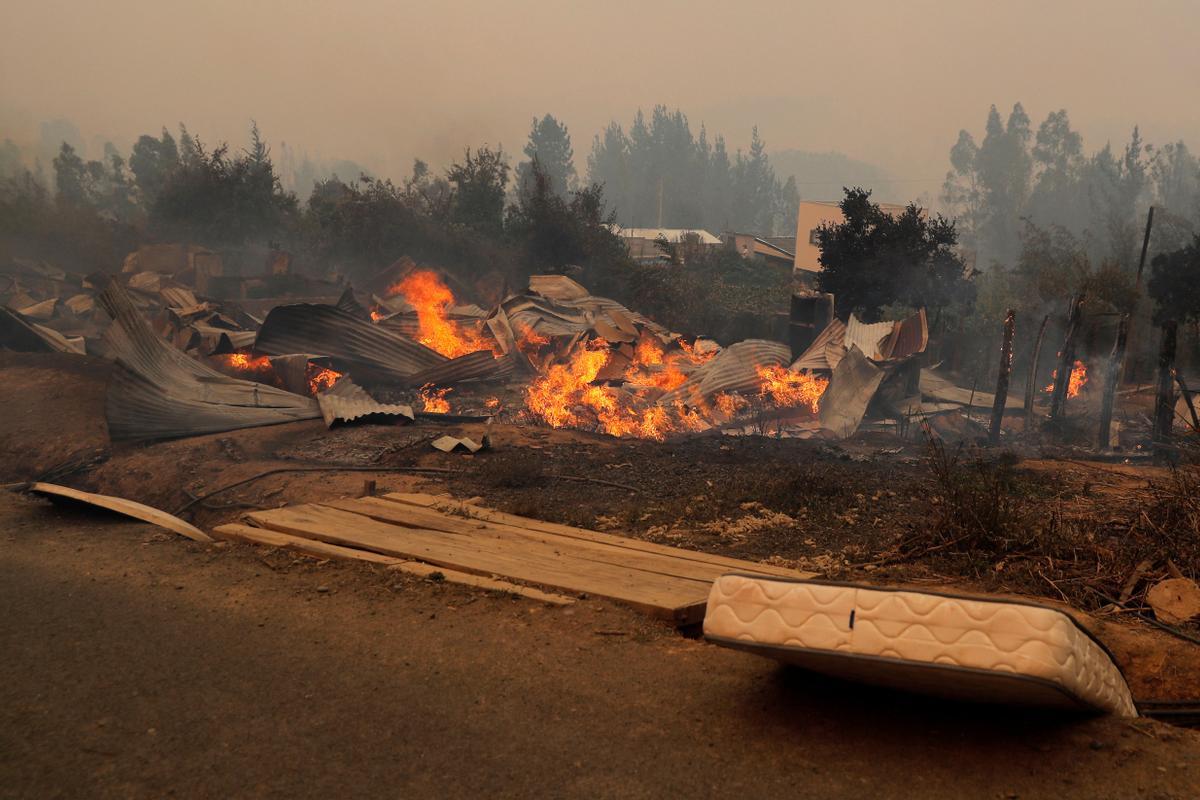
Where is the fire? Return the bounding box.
[1044,360,1089,398]
[622,336,690,391]
[220,351,275,381]
[756,365,828,413]
[369,308,384,322]
[306,364,343,395]
[390,269,496,358]
[419,383,452,413]
[513,322,550,358]
[484,396,501,410]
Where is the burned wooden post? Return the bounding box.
[1153,321,1178,461]
[1048,294,1085,422]
[989,309,1015,445]
[1122,206,1155,384]
[1097,314,1130,451]
[1024,313,1050,429]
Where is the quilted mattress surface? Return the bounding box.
[704,574,1136,716]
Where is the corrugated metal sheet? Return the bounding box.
[844,315,896,360]
[0,307,85,354]
[317,378,414,427]
[880,308,928,360]
[407,350,514,386]
[528,275,591,302]
[818,346,886,438]
[254,303,447,385]
[99,283,319,442]
[660,340,790,405]
[791,319,846,372]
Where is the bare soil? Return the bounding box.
[3,491,1199,800]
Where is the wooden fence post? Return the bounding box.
[1097,314,1129,450]
[989,309,1015,445]
[1153,321,1178,463]
[1025,313,1050,430]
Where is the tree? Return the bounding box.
[1148,235,1200,325]
[515,114,576,201]
[129,128,180,205]
[815,187,974,322]
[52,143,89,206]
[447,146,509,236]
[150,123,298,245]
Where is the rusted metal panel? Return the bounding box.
[99,283,319,442]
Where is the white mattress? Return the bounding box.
[704,574,1136,716]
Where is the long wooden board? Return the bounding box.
[213,523,574,605]
[382,492,806,578]
[234,496,812,625]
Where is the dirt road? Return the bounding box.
[2,492,1197,799]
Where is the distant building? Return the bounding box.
[793,200,907,281]
[724,233,796,269]
[611,226,723,265]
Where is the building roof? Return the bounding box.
[611,226,723,245]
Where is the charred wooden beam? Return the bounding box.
[1025,313,1050,429]
[989,309,1015,445]
[1123,206,1155,384]
[1049,293,1085,422]
[1153,320,1178,462]
[1097,314,1129,451]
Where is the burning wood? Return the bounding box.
[522,336,826,441]
[389,269,498,358]
[307,364,343,395]
[419,383,452,413]
[756,365,828,413]
[1044,360,1088,398]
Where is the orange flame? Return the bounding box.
[756,365,828,413]
[523,338,765,440]
[484,396,501,410]
[369,308,384,322]
[220,351,275,381]
[418,383,451,413]
[391,270,496,358]
[1044,360,1088,398]
[307,364,343,395]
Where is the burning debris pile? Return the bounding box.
[10,248,1087,448]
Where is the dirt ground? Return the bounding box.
[4,351,1200,797]
[3,491,1199,800]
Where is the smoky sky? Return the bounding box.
[3,0,1199,199]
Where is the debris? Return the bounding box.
[432,435,486,454]
[254,302,447,385]
[27,482,212,543]
[98,283,320,442]
[0,307,86,354]
[817,346,885,438]
[1147,578,1200,624]
[316,378,415,427]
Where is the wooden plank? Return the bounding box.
[245,504,709,622]
[380,492,811,579]
[29,482,213,543]
[324,497,760,585]
[213,522,404,564]
[213,523,575,606]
